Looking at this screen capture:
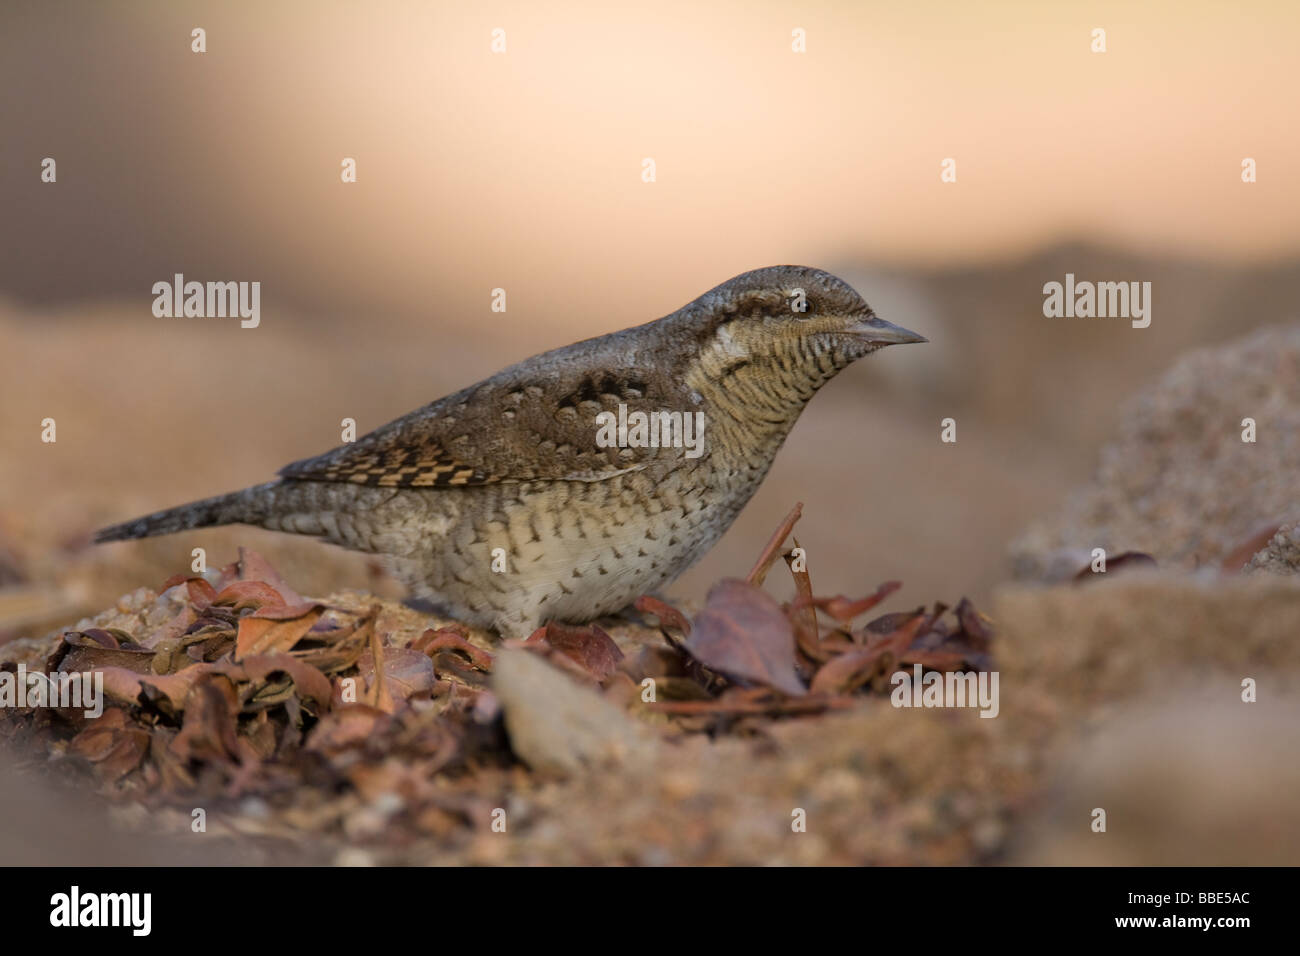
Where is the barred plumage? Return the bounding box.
[96,266,925,638]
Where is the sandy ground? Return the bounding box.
[2,568,1296,866]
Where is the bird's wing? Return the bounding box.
[278,366,705,488]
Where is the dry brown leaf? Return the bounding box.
[240,653,334,709]
[234,547,309,606]
[68,709,150,781]
[162,574,217,610]
[685,578,805,696]
[294,608,375,675]
[53,632,155,674]
[234,604,323,660]
[138,667,214,712]
[412,628,493,671]
[526,622,624,681]
[793,581,902,624]
[633,595,692,637]
[954,597,994,653]
[359,646,435,706]
[899,650,975,671]
[809,612,926,694]
[306,705,391,754]
[212,580,286,611]
[97,666,146,707]
[170,674,244,765]
[139,603,199,650]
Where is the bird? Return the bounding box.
[96,266,926,639]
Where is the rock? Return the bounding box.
[493,648,658,777]
[1247,520,1300,575]
[1011,324,1300,579]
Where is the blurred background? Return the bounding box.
[1,0,1299,864]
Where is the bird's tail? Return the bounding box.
[94,481,284,543]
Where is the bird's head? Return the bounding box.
[679,266,926,397]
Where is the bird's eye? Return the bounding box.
[786,289,814,318]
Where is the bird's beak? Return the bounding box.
[849,314,928,346]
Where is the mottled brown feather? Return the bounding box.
[277,360,706,488]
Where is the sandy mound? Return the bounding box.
[1011,324,1300,580]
